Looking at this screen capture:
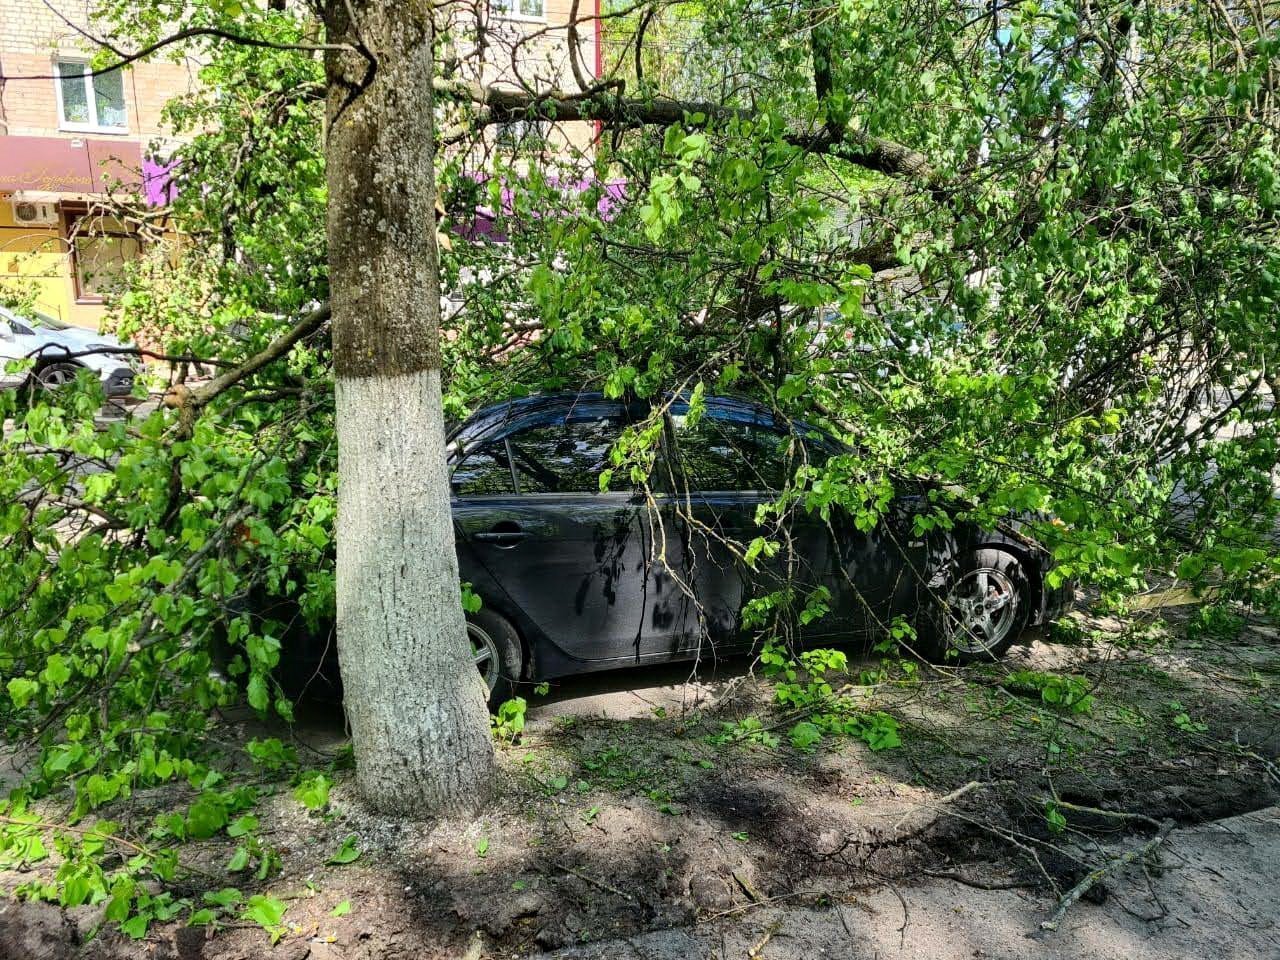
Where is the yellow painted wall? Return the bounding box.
[0,208,105,329]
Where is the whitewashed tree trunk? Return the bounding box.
[324,0,494,813]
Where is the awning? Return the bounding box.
[0,135,143,197]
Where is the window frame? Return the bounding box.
[53,59,129,134]
[61,203,143,305]
[490,0,546,23]
[450,437,519,499]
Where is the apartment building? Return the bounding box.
[0,0,194,328]
[0,0,599,329]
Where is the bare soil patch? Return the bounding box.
[2,601,1277,959]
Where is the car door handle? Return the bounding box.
[473,521,529,547]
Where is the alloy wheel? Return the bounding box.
[944,567,1020,655]
[37,366,75,388]
[468,621,500,693]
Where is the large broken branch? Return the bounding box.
[434,79,936,185]
[165,303,331,415]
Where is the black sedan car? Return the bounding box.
[271,391,1070,705]
[437,392,1071,705]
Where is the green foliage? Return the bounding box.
[2,0,1278,942]
[241,893,288,943]
[1003,671,1095,715]
[245,738,297,773]
[292,773,332,812]
[328,834,361,865]
[1044,801,1068,835]
[492,697,528,743]
[718,643,904,754]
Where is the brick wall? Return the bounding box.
[0,0,196,145]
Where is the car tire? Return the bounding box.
[468,607,525,710]
[915,547,1030,664]
[22,362,83,405]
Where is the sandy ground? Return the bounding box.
[0,607,1276,960]
[534,805,1280,959]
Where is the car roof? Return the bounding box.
[449,391,830,447]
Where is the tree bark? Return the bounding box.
[324,0,494,814]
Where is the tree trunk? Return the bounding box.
[323,0,494,814]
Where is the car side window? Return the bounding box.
[506,415,624,494]
[672,414,827,492]
[451,440,515,496]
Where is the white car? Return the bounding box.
[0,305,137,398]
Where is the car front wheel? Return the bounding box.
[919,547,1030,663]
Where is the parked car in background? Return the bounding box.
[0,305,137,399]
[271,392,1072,707]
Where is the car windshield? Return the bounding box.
[30,311,71,331]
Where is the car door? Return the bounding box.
[450,400,693,667]
[665,401,853,652]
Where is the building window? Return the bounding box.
[496,119,548,151]
[55,60,128,133]
[63,207,141,302]
[492,0,545,20]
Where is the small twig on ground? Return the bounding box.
[1039,820,1176,933]
[748,919,783,958]
[698,889,823,923]
[733,867,766,903]
[891,780,1007,836]
[553,861,633,901]
[1038,797,1163,829]
[921,868,1028,890]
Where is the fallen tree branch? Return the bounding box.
[1039,819,1176,933]
[178,303,331,414]
[433,79,936,185]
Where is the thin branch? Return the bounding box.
[182,303,330,413]
[1039,820,1176,934]
[3,27,354,81]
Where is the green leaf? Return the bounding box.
[227,846,250,872]
[789,721,823,751]
[7,677,38,709]
[474,837,489,858]
[293,773,331,811]
[246,674,269,712]
[242,894,287,929]
[120,914,150,940]
[227,815,258,838]
[330,900,351,918]
[328,834,361,865]
[203,887,243,909]
[42,654,71,689]
[186,794,229,839]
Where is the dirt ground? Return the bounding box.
[1,598,1278,959]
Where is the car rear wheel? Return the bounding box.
[468,607,524,709]
[919,547,1030,663]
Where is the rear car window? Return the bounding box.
[507,415,624,494]
[671,414,829,492]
